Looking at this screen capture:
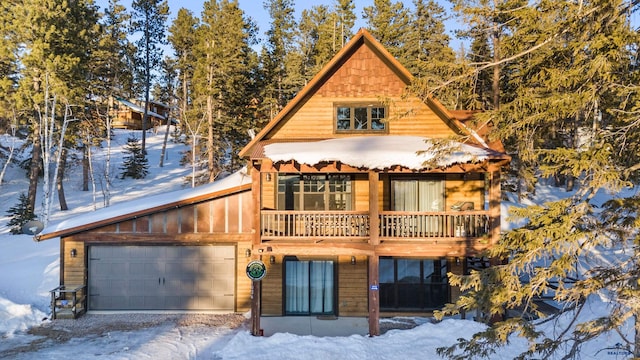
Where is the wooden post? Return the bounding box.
[488,168,501,245]
[368,171,379,245]
[251,280,262,336]
[368,254,380,336]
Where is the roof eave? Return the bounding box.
[35,183,252,241]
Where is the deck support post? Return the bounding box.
[368,254,380,336]
[251,279,262,336]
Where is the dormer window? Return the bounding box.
[335,104,386,132]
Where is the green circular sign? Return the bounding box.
[246,260,267,281]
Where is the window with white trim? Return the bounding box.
[335,104,386,132]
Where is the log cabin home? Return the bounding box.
[111,98,170,130]
[35,29,509,336]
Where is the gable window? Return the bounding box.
[277,174,352,211]
[335,104,386,132]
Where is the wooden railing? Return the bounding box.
[379,211,490,240]
[261,211,370,241]
[50,285,87,319]
[261,210,491,241]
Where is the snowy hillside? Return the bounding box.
[0,128,635,359]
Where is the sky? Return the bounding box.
[0,128,637,359]
[96,0,461,52]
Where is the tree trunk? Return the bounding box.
[57,146,68,211]
[82,144,89,191]
[27,120,41,216]
[159,107,171,167]
[491,0,500,110]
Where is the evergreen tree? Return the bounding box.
[6,193,36,235]
[130,0,169,154]
[261,0,299,118]
[168,8,199,135]
[10,0,99,222]
[332,0,356,50]
[403,0,469,109]
[119,136,149,179]
[362,0,411,63]
[192,0,258,182]
[437,0,640,358]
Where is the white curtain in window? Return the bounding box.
[285,261,309,313]
[393,180,443,211]
[285,260,334,314]
[310,261,333,313]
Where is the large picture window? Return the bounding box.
[277,175,352,210]
[379,258,449,311]
[335,104,386,132]
[284,258,335,315]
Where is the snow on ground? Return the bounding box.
[0,128,636,359]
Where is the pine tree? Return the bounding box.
[436,0,640,358]
[403,0,469,110]
[261,0,299,118]
[192,0,258,182]
[119,136,149,179]
[6,193,36,235]
[362,0,411,63]
[130,0,170,154]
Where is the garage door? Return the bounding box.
[88,245,236,311]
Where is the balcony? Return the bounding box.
[260,210,491,243]
[261,211,370,242]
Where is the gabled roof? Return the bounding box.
[240,28,489,159]
[115,98,166,120]
[35,168,252,241]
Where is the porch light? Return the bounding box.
[270,255,275,264]
[245,249,251,258]
[70,249,77,258]
[351,256,356,265]
[265,173,272,181]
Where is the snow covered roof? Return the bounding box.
[263,136,502,170]
[36,168,252,241]
[116,98,166,120]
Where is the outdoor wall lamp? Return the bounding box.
[245,249,251,258]
[70,249,77,258]
[265,173,272,182]
[456,257,461,266]
[270,255,275,264]
[351,256,356,265]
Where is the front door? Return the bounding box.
[284,258,335,315]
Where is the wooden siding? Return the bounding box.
[63,239,86,286]
[85,191,251,235]
[444,174,485,211]
[338,255,368,316]
[261,255,283,316]
[236,241,253,312]
[268,44,457,141]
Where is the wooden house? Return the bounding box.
[111,98,169,130]
[239,28,509,335]
[35,29,509,336]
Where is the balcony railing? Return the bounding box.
[260,210,491,242]
[379,211,490,240]
[261,211,370,241]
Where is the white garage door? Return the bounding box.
[88,245,236,311]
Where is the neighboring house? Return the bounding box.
[35,29,510,336]
[111,98,170,130]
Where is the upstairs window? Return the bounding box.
[335,104,386,132]
[277,174,352,211]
